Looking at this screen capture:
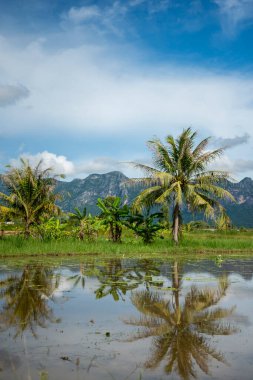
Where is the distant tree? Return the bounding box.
[132,128,235,244]
[97,196,129,242]
[0,158,62,238]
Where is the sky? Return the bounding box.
[0,0,253,180]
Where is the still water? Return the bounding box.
[0,257,253,380]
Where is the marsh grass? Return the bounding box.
[0,230,253,258]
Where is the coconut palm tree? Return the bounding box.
[124,273,237,380]
[132,128,235,243]
[0,158,62,237]
[0,265,60,337]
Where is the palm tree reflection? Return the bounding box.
[124,263,237,380]
[0,265,60,337]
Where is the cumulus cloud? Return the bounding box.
[212,133,250,149]
[1,33,253,178]
[73,157,143,178]
[213,0,253,36]
[211,154,253,176]
[75,157,124,174]
[8,153,137,179]
[0,84,29,107]
[62,2,128,36]
[1,35,253,141]
[10,151,75,176]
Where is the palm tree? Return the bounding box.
[132,128,235,243]
[0,158,63,237]
[0,265,60,337]
[124,273,237,380]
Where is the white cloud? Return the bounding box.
[0,84,29,107]
[66,6,101,23]
[211,154,253,177]
[129,0,171,13]
[1,35,253,141]
[10,151,75,176]
[75,157,124,174]
[8,152,148,179]
[62,2,128,36]
[1,34,253,178]
[213,0,253,36]
[148,0,171,14]
[212,133,250,149]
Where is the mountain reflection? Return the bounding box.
[0,265,60,337]
[124,262,237,380]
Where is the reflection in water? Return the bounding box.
[95,259,137,301]
[0,258,250,380]
[0,265,60,337]
[126,259,164,290]
[125,262,237,380]
[68,262,87,289]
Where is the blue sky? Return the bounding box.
[0,0,253,179]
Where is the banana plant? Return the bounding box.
[125,209,164,244]
[97,196,129,242]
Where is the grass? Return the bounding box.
[0,229,253,258]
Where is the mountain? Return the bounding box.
[1,171,253,227]
[55,171,143,214]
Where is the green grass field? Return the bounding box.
[0,229,253,258]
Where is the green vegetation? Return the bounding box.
[0,158,62,238]
[0,230,253,257]
[97,196,129,242]
[125,209,164,244]
[0,129,251,257]
[132,128,234,243]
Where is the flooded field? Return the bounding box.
[1,257,253,380]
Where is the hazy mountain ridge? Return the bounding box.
[54,171,253,227]
[1,172,253,227]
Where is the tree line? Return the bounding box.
[0,128,234,244]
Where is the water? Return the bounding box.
[0,257,253,380]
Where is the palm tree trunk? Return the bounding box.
[172,204,180,244]
[24,221,31,239]
[172,261,180,310]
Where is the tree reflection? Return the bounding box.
[124,262,237,380]
[95,259,138,301]
[0,265,60,337]
[126,259,164,290]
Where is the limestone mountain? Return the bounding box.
[1,171,253,227]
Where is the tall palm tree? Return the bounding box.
[124,274,237,380]
[0,158,62,237]
[0,265,60,337]
[132,128,235,243]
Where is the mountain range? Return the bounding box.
[55,171,253,227]
[1,171,253,227]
